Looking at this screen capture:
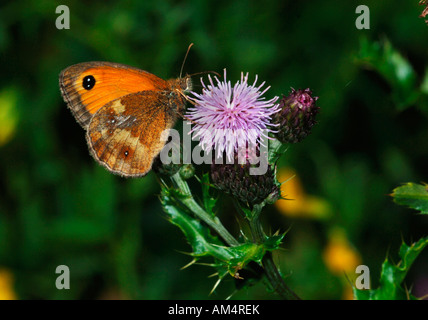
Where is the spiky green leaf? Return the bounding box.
[353,237,428,300]
[391,182,428,214]
[161,186,233,260]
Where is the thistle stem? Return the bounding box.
[268,138,288,165]
[248,204,300,300]
[262,252,300,300]
[170,172,240,247]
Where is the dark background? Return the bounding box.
[0,0,427,299]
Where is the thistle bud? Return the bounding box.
[273,88,319,144]
[210,153,280,207]
[152,156,181,176]
[152,145,182,177]
[179,164,195,180]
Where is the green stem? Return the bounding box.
[268,138,288,165]
[248,204,300,300]
[262,252,300,300]
[170,172,240,247]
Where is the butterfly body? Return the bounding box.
[59,61,191,177]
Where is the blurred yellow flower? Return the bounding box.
[323,228,362,275]
[342,284,356,300]
[322,228,363,300]
[275,167,331,219]
[0,268,17,300]
[0,87,19,147]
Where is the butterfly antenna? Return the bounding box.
[188,70,221,78]
[180,43,194,78]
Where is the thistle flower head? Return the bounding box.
[273,88,319,144]
[186,69,280,162]
[211,155,280,207]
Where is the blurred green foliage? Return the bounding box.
[0,0,427,299]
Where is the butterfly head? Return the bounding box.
[180,74,193,93]
[169,75,192,96]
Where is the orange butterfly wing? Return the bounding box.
[59,61,170,128]
[86,91,177,177]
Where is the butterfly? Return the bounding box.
[59,61,192,177]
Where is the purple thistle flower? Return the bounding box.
[186,69,280,162]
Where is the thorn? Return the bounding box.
[404,283,410,300]
[279,174,296,186]
[210,278,222,295]
[180,259,196,270]
[174,249,196,256]
[418,292,428,300]
[195,262,219,267]
[225,290,238,300]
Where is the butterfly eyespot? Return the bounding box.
[124,151,129,157]
[82,75,96,90]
